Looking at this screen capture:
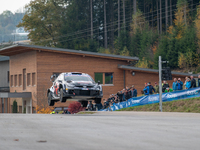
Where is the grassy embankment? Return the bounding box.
[118,97,200,113]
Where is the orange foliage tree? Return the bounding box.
[33,86,54,114]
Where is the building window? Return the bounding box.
[23,69,26,90]
[105,73,113,84]
[11,75,14,87]
[7,71,9,83]
[32,73,36,86]
[27,73,31,86]
[19,74,22,86]
[95,73,103,84]
[14,75,17,86]
[94,73,113,85]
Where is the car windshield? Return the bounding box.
[64,75,94,82]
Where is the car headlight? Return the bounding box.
[66,83,74,87]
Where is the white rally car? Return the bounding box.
[47,72,103,106]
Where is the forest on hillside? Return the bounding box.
[17,0,200,73]
[0,10,26,42]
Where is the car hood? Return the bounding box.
[69,81,96,86]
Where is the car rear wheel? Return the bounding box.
[60,88,67,102]
[48,92,55,106]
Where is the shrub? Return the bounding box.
[68,101,84,114]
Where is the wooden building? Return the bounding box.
[0,44,198,113]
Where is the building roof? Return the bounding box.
[0,92,31,98]
[0,56,9,62]
[0,43,139,61]
[118,65,199,77]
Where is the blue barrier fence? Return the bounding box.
[100,87,200,111]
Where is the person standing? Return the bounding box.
[154,82,159,93]
[184,77,188,89]
[177,78,183,90]
[186,77,191,89]
[162,81,169,92]
[145,82,155,95]
[172,78,178,91]
[131,86,137,97]
[143,83,148,95]
[198,75,200,87]
[190,75,196,88]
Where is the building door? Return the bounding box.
[2,98,4,113]
[23,69,26,90]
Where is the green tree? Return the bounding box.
[17,0,67,47]
[12,100,18,113]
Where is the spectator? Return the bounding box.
[148,82,155,95]
[143,83,148,95]
[184,76,188,89]
[154,82,159,93]
[103,101,107,109]
[87,101,93,111]
[144,82,155,95]
[117,91,123,102]
[165,87,173,93]
[131,86,137,97]
[172,78,178,91]
[186,77,191,89]
[177,78,183,90]
[96,102,103,110]
[198,75,200,87]
[162,81,169,92]
[125,86,131,100]
[190,75,196,88]
[122,88,126,101]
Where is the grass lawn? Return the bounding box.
[118,97,200,113]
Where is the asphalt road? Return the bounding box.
[1,111,200,150]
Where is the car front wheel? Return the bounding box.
[60,88,67,102]
[48,92,55,106]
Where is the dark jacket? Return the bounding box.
[132,89,137,97]
[148,85,155,94]
[190,78,196,88]
[198,78,200,87]
[162,83,169,92]
[117,93,123,102]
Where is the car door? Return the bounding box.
[54,74,63,97]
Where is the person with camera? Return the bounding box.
[87,101,93,111]
[177,78,183,90]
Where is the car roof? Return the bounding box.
[64,72,89,76]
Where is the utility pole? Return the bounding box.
[159,56,162,112]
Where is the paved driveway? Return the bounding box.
[1,112,200,150]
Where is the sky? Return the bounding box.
[0,0,32,14]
